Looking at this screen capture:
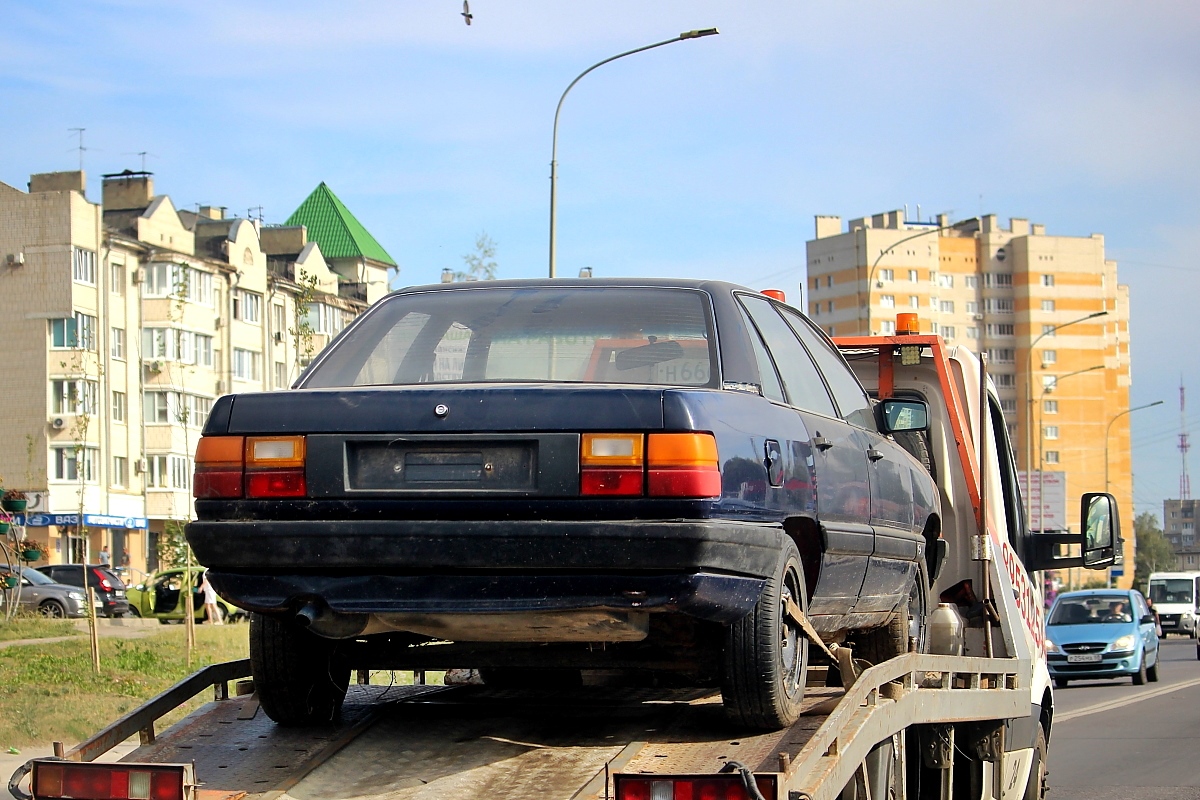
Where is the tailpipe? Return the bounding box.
[293,600,367,638]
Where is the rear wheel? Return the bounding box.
[1022,725,1049,800]
[1132,654,1147,685]
[854,565,929,665]
[1147,658,1160,682]
[39,600,66,618]
[722,538,808,729]
[250,612,350,725]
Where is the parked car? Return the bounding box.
[188,279,940,728]
[36,564,130,618]
[2,566,90,618]
[127,567,239,624]
[1046,588,1161,687]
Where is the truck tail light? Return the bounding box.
[581,433,644,496]
[647,433,721,498]
[245,436,307,498]
[193,436,245,499]
[615,774,777,800]
[31,760,192,800]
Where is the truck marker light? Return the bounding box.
[581,434,644,496]
[193,436,245,499]
[647,433,721,498]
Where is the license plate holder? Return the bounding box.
[1066,653,1102,663]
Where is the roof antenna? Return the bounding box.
[68,127,87,171]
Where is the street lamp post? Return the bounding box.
[1022,310,1108,519]
[548,28,719,278]
[1105,400,1164,492]
[862,217,978,335]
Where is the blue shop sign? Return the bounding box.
[14,514,149,530]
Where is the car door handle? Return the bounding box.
[866,448,885,462]
[813,436,833,451]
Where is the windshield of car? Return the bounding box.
[19,568,55,586]
[301,287,718,389]
[1049,594,1135,625]
[1149,578,1193,605]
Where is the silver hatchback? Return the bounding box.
[3,566,90,618]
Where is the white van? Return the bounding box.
[1147,571,1200,637]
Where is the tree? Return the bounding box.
[454,232,497,282]
[1133,512,1176,591]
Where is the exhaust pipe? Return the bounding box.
[295,602,321,628]
[293,600,367,638]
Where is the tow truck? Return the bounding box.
[10,313,1117,800]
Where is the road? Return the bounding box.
[1049,635,1200,799]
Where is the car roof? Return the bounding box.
[1055,588,1137,600]
[391,277,756,294]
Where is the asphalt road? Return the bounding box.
[1049,635,1200,799]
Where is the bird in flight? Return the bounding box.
[462,0,473,25]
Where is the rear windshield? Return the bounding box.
[302,287,718,389]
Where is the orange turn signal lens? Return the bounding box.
[245,436,306,469]
[195,436,244,466]
[647,433,718,467]
[581,434,644,467]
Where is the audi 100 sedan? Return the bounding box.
[187,279,939,729]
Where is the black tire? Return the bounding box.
[721,538,808,729]
[1147,657,1160,683]
[39,600,66,618]
[478,668,583,688]
[1132,654,1147,685]
[855,565,930,665]
[1023,725,1049,800]
[250,612,350,726]
[158,617,173,625]
[128,606,141,618]
[1053,677,1069,689]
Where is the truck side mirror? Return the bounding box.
[877,399,929,433]
[1026,492,1119,572]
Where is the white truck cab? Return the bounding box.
[1147,571,1200,637]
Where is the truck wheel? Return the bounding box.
[721,538,808,730]
[1022,725,1048,800]
[1131,655,1147,685]
[250,612,349,726]
[854,565,930,665]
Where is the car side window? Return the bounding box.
[738,306,786,403]
[778,308,875,429]
[738,296,838,417]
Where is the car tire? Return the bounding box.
[854,564,930,665]
[721,537,808,730]
[1022,725,1049,800]
[1147,658,1160,682]
[1053,677,1069,689]
[250,612,350,726]
[128,607,141,618]
[478,668,583,688]
[1132,654,1147,685]
[158,618,173,625]
[39,600,66,618]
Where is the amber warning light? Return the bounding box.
[896,313,920,335]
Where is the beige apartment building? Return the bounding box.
[1163,499,1199,570]
[806,211,1134,585]
[0,169,393,582]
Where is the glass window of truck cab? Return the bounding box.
[301,287,718,389]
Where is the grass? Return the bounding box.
[0,624,248,748]
[0,617,78,642]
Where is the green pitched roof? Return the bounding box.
[285,182,396,267]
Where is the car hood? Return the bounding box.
[1046,621,1138,646]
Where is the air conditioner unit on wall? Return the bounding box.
[50,417,66,430]
[134,459,148,474]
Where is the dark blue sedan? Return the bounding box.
[1046,588,1160,687]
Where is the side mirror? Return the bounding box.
[1026,492,1120,572]
[878,399,929,433]
[1141,614,1156,625]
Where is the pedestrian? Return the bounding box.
[199,570,223,624]
[98,545,110,567]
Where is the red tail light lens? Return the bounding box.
[580,434,644,496]
[246,468,307,498]
[32,760,190,800]
[647,433,721,498]
[193,436,245,499]
[614,775,776,800]
[95,570,113,591]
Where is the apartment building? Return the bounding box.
[1163,499,1199,569]
[0,169,393,580]
[806,211,1134,585]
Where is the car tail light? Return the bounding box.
[244,436,307,498]
[31,760,192,800]
[94,569,113,591]
[647,433,721,498]
[614,775,777,800]
[580,433,644,496]
[193,435,245,499]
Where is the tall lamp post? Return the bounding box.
[862,217,978,335]
[1105,400,1164,491]
[1022,310,1108,519]
[548,28,719,278]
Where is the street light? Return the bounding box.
[1022,310,1108,518]
[1034,364,1105,533]
[863,216,979,335]
[1105,400,1164,492]
[547,28,719,278]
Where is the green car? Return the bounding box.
[127,567,242,624]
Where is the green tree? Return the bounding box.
[454,232,497,282]
[1133,512,1176,591]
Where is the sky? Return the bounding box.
[2,1,1198,518]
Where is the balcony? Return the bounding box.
[338,282,368,303]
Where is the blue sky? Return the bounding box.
[2,1,1198,518]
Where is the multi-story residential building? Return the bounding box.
[1163,499,1199,569]
[0,169,394,580]
[806,211,1133,585]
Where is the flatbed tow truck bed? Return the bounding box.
[17,653,1026,800]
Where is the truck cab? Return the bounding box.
[1147,571,1200,637]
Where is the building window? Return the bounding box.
[112,456,128,488]
[111,263,126,296]
[909,296,919,309]
[966,327,979,339]
[827,326,835,335]
[1041,299,1056,312]
[146,455,190,489]
[941,326,955,340]
[1044,451,1060,464]
[938,274,954,289]
[234,290,262,323]
[993,373,1015,388]
[146,456,169,489]
[1042,350,1057,365]
[77,313,96,350]
[986,348,1015,363]
[880,320,896,335]
[907,269,918,282]
[826,276,833,288]
[878,269,894,282]
[51,379,99,415]
[1042,325,1057,336]
[812,278,820,291]
[939,300,954,313]
[188,395,212,428]
[112,391,126,422]
[1044,425,1059,440]
[110,327,125,360]
[984,298,1013,314]
[72,248,97,285]
[827,301,834,313]
[143,391,176,424]
[964,276,978,289]
[880,295,895,308]
[275,362,288,390]
[984,273,1013,288]
[50,314,96,349]
[1043,399,1058,414]
[53,446,98,482]
[195,334,213,367]
[986,324,1014,337]
[966,301,979,314]
[812,304,819,317]
[304,303,347,335]
[144,264,214,304]
[1042,274,1055,287]
[233,348,262,382]
[1001,399,1017,414]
